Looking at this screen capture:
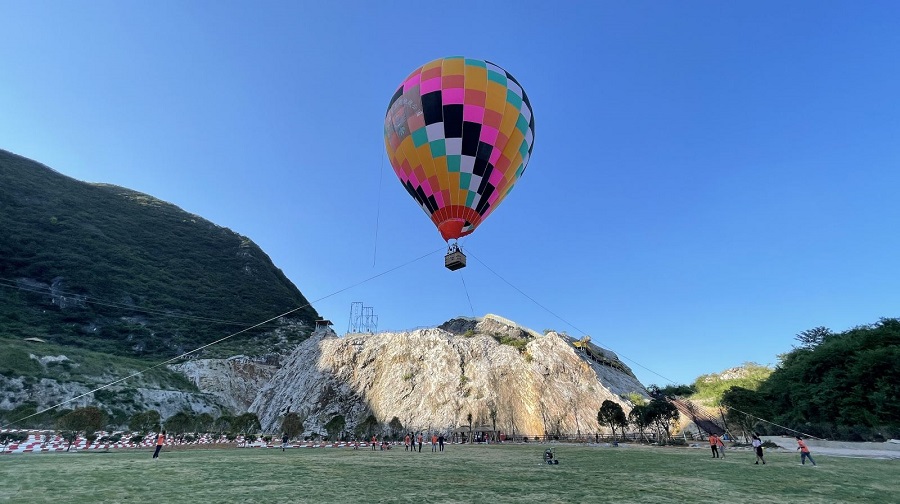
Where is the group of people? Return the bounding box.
[708,432,817,466]
[402,432,445,452]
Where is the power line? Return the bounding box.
[1,246,445,428]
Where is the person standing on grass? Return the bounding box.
[282,433,289,452]
[404,433,411,451]
[751,434,766,465]
[438,434,445,452]
[371,435,377,451]
[417,432,423,452]
[431,433,438,452]
[796,436,817,466]
[152,431,166,459]
[709,433,720,458]
[716,434,726,458]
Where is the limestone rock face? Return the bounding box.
[171,355,280,412]
[250,316,647,436]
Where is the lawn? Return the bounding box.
[0,443,895,503]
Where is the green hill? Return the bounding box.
[0,149,318,358]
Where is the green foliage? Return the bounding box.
[648,384,696,398]
[491,333,529,352]
[754,318,900,440]
[128,410,161,434]
[324,415,346,441]
[214,415,234,433]
[165,411,198,434]
[794,326,832,349]
[0,149,318,360]
[623,392,647,406]
[57,406,107,442]
[0,347,42,377]
[597,400,627,440]
[645,398,679,441]
[0,432,28,445]
[388,416,404,438]
[0,336,201,396]
[354,414,378,439]
[231,413,261,434]
[281,412,304,439]
[690,362,773,406]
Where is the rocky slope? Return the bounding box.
[250,315,648,437]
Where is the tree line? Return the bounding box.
[722,318,900,441]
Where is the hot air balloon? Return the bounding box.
[383,57,535,270]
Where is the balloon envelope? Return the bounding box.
[384,57,535,241]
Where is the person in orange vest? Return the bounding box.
[716,434,726,458]
[709,433,720,458]
[152,431,166,459]
[404,433,411,451]
[796,436,817,466]
[431,433,438,452]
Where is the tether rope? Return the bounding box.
[465,248,679,385]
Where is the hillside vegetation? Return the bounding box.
[722,318,900,441]
[0,149,318,358]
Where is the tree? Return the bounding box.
[628,405,651,443]
[324,415,346,441]
[488,401,498,442]
[281,413,304,440]
[794,326,832,349]
[231,413,261,435]
[214,414,233,434]
[721,386,771,440]
[597,400,626,441]
[645,399,679,443]
[353,414,377,440]
[57,406,107,449]
[165,411,197,436]
[388,417,403,440]
[128,410,161,434]
[195,413,215,433]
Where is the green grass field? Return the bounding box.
[0,444,895,503]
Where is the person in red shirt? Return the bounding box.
[417,433,423,452]
[404,434,411,451]
[152,431,166,459]
[709,434,720,458]
[796,436,817,466]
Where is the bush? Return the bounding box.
[130,435,144,444]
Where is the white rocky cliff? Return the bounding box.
[249,315,648,437]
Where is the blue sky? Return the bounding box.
[2,1,898,386]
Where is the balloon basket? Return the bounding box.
[444,246,467,271]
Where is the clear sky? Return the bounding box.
[2,1,898,386]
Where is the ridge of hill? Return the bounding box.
[0,149,318,359]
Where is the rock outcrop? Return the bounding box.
[171,355,280,412]
[250,315,647,437]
